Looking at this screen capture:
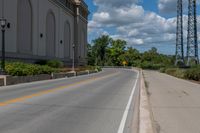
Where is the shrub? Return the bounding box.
[159,67,167,73]
[165,68,178,76]
[184,67,200,81]
[174,69,185,79]
[84,66,96,71]
[139,61,165,70]
[5,62,56,76]
[46,60,64,68]
[95,66,102,71]
[165,68,185,79]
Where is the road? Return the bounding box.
[144,70,200,133]
[0,68,139,133]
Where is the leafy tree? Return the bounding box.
[92,35,111,66]
[123,47,141,66]
[142,47,158,62]
[108,39,127,65]
[87,36,175,69]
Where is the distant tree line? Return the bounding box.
[87,35,175,69]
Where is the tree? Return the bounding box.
[92,35,111,66]
[108,39,127,66]
[142,47,159,62]
[87,36,175,69]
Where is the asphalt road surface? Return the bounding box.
[0,68,139,133]
[144,70,200,133]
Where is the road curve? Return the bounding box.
[0,68,139,133]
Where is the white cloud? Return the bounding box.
[158,0,200,14]
[158,0,177,13]
[92,4,144,26]
[88,0,200,52]
[88,1,178,47]
[93,0,140,7]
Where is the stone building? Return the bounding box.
[0,0,89,66]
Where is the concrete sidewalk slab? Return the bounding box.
[144,70,200,133]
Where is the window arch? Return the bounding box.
[46,11,56,57]
[64,21,71,58]
[17,0,32,53]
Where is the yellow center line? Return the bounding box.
[0,72,120,107]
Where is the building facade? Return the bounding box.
[0,0,89,66]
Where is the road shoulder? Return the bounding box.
[139,70,155,133]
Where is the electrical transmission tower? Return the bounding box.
[175,0,184,66]
[187,0,199,65]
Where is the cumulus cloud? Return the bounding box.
[158,0,200,14]
[92,4,144,26]
[93,0,140,7]
[88,0,179,46]
[158,0,177,13]
[88,0,200,52]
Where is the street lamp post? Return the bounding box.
[72,44,75,72]
[0,18,7,74]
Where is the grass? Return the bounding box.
[160,66,200,81]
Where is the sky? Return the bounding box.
[85,0,200,55]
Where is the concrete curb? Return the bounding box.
[0,70,100,87]
[139,70,155,133]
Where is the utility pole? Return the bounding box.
[175,0,184,66]
[187,0,199,65]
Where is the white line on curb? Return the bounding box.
[117,70,139,133]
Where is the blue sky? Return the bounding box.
[85,0,200,55]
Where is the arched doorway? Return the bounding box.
[46,11,56,57]
[17,0,32,53]
[64,22,71,58]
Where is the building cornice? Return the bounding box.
[52,0,89,20]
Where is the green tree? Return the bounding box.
[92,35,111,66]
[87,36,175,69]
[122,47,141,66]
[108,39,127,66]
[142,47,159,62]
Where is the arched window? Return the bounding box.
[17,0,32,53]
[64,21,71,58]
[46,11,56,57]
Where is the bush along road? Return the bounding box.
[0,61,100,86]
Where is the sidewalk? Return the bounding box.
[143,70,200,133]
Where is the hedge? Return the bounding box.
[160,67,200,81]
[5,62,57,76]
[184,67,200,81]
[138,61,165,70]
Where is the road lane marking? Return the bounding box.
[0,72,120,107]
[117,70,139,133]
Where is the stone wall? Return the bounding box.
[0,0,88,65]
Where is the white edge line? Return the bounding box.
[117,70,139,133]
